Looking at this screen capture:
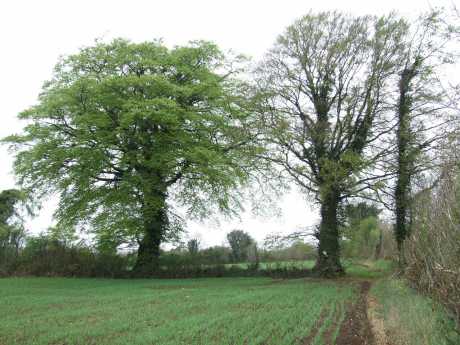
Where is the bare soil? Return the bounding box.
[367,294,390,345]
[335,281,375,345]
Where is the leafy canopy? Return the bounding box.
[4,39,259,246]
[0,189,29,254]
[226,229,254,262]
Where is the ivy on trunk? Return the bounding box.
[314,189,343,275]
[255,12,405,276]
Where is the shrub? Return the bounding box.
[406,165,460,328]
[6,234,130,277]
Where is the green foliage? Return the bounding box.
[45,225,78,246]
[260,240,316,262]
[15,233,130,277]
[344,202,381,225]
[340,202,382,259]
[3,39,260,257]
[226,229,254,262]
[200,245,231,264]
[0,189,30,273]
[0,189,29,227]
[343,259,395,279]
[187,238,200,255]
[342,216,381,258]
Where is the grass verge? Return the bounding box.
[370,278,460,345]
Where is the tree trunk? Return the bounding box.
[395,176,409,267]
[394,111,410,267]
[394,64,417,268]
[374,227,383,260]
[133,190,168,274]
[313,190,344,276]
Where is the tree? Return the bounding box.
[344,202,380,226]
[4,39,259,272]
[187,238,200,256]
[0,189,28,263]
[341,202,381,259]
[200,245,231,264]
[391,10,459,266]
[0,189,25,226]
[255,12,405,275]
[226,229,254,262]
[46,225,78,248]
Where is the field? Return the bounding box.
[0,277,356,345]
[0,261,457,345]
[225,259,393,279]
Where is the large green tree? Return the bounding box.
[255,12,406,275]
[4,39,259,272]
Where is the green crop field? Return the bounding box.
[0,277,356,345]
[0,261,457,345]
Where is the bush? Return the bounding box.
[371,278,459,345]
[406,166,460,328]
[199,246,231,265]
[1,233,315,280]
[130,262,313,279]
[260,241,316,262]
[5,234,130,278]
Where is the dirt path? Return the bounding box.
[335,281,375,345]
[367,294,389,345]
[301,280,389,345]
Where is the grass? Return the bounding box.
[224,258,393,278]
[343,259,395,279]
[2,259,452,345]
[371,278,460,345]
[0,277,355,345]
[224,260,315,270]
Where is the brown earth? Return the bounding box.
[300,280,390,345]
[367,294,390,345]
[335,281,375,345]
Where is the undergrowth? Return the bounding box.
[371,278,460,345]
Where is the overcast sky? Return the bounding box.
[0,0,458,247]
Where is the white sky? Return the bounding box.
[0,0,458,248]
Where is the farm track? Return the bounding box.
[335,281,375,345]
[367,293,390,345]
[300,280,382,345]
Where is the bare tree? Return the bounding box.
[390,9,460,265]
[255,12,406,275]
